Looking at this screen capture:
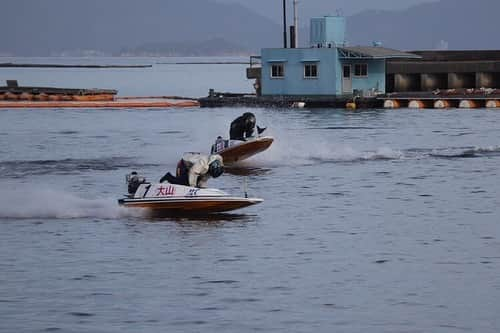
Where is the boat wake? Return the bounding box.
[251,136,500,166]
[426,145,500,159]
[0,187,143,219]
[0,156,160,179]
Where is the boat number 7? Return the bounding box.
[187,188,199,196]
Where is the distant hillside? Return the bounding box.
[1,0,500,56]
[120,38,248,57]
[217,0,434,22]
[346,0,500,50]
[0,0,282,56]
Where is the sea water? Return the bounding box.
[1,57,500,332]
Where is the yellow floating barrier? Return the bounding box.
[345,102,356,110]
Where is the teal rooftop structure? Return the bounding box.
[259,15,420,97]
[310,15,346,48]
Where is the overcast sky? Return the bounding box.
[216,0,438,21]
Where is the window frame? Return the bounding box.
[270,63,285,79]
[303,63,319,79]
[354,63,368,77]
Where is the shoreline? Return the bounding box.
[0,63,152,68]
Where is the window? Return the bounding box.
[343,65,351,78]
[354,63,368,77]
[304,63,318,78]
[271,63,284,78]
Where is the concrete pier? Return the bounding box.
[421,73,447,91]
[395,74,420,92]
[476,72,496,88]
[387,51,500,94]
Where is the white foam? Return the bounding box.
[0,187,143,219]
[251,126,403,166]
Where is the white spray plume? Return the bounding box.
[0,187,143,219]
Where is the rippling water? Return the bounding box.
[1,58,500,332]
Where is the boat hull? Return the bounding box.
[118,183,263,214]
[118,196,262,213]
[217,136,273,164]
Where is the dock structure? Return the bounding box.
[198,91,382,108]
[380,51,500,109]
[234,16,500,110]
[199,87,500,110]
[0,81,199,109]
[0,80,118,102]
[386,51,500,93]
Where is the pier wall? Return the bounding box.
[387,50,500,93]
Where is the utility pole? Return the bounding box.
[293,0,298,47]
[283,0,287,48]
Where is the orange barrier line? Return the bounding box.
[119,95,198,101]
[0,99,200,109]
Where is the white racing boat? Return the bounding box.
[210,136,274,165]
[118,173,263,214]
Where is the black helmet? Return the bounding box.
[244,113,256,125]
[208,159,224,178]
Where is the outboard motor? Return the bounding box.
[211,136,227,154]
[126,171,146,195]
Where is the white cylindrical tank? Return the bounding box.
[408,100,425,109]
[434,100,450,109]
[459,100,478,108]
[485,100,500,108]
[383,99,400,109]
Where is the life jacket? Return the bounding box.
[175,159,190,186]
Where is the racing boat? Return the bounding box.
[118,173,263,214]
[210,136,274,164]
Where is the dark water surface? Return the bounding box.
[1,59,500,332]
